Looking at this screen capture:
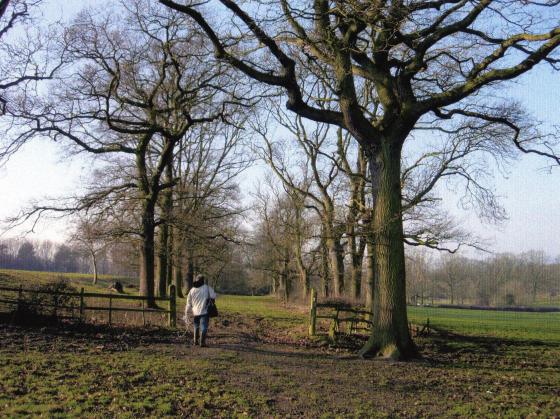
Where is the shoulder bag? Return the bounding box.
[205,285,218,318]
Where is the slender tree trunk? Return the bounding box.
[271,273,278,295]
[348,232,366,300]
[165,163,174,288]
[359,141,416,359]
[185,249,194,294]
[172,228,184,298]
[320,233,330,298]
[156,224,168,297]
[350,259,362,300]
[294,245,310,299]
[280,252,290,302]
[91,251,98,285]
[157,163,174,297]
[297,263,309,299]
[139,200,157,308]
[450,284,454,305]
[325,231,344,297]
[166,225,174,287]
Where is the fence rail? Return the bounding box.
[308,288,373,340]
[0,285,177,328]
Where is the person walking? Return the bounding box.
[184,275,217,347]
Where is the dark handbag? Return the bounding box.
[205,286,218,317]
[207,298,218,318]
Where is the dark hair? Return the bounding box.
[193,274,205,288]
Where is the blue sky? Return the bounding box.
[1,0,559,257]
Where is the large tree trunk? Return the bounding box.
[365,239,374,311]
[359,141,416,359]
[139,200,157,308]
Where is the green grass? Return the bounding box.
[216,295,304,326]
[1,269,559,417]
[0,348,272,417]
[2,267,559,343]
[408,306,560,342]
[0,268,135,293]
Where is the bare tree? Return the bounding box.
[160,0,560,358]
[168,122,250,295]
[8,1,243,306]
[71,216,113,285]
[520,250,547,304]
[1,0,66,164]
[254,113,347,297]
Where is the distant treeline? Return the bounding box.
[0,238,137,277]
[406,251,560,307]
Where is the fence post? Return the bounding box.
[108,293,113,325]
[308,288,317,336]
[79,288,85,322]
[329,307,339,342]
[168,284,176,328]
[141,300,146,326]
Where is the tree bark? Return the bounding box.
[294,246,310,299]
[139,200,157,308]
[350,257,362,300]
[185,249,194,294]
[280,251,291,302]
[91,251,98,285]
[359,141,417,359]
[320,232,330,298]
[172,227,184,298]
[365,239,374,312]
[156,224,169,297]
[348,230,366,300]
[325,225,344,297]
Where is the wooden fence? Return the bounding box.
[308,288,372,340]
[0,284,177,328]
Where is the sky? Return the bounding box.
[0,0,559,257]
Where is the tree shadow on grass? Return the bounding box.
[213,342,358,362]
[418,327,560,372]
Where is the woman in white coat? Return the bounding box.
[184,275,217,347]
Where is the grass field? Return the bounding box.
[0,269,559,417]
[408,306,560,343]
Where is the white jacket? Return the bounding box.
[185,284,217,317]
